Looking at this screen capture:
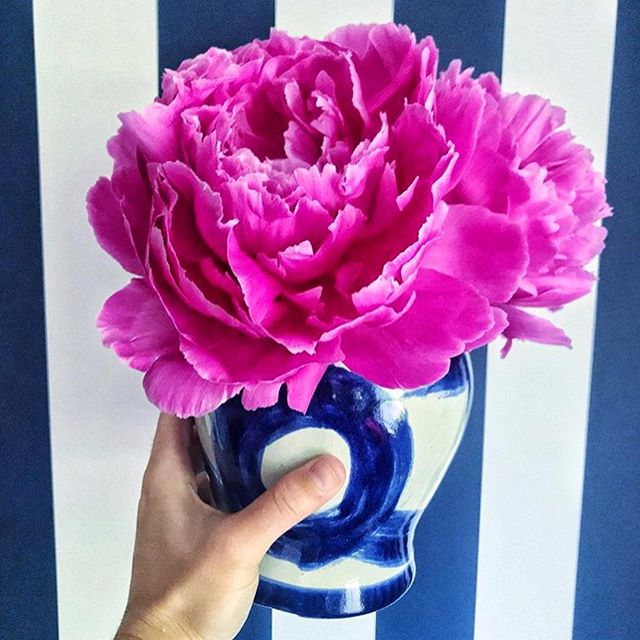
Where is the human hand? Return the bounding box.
[115,412,346,640]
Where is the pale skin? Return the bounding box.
[116,413,346,640]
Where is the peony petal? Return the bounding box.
[234,193,332,258]
[498,93,566,162]
[160,161,232,262]
[342,268,495,388]
[498,304,572,357]
[514,267,596,308]
[97,278,177,372]
[421,203,529,303]
[327,23,422,122]
[160,46,235,105]
[227,227,283,325]
[555,223,608,266]
[410,36,438,107]
[149,224,255,335]
[241,381,283,410]
[106,101,181,261]
[143,351,241,418]
[87,178,143,275]
[286,363,329,413]
[434,71,485,189]
[293,163,343,212]
[277,204,367,283]
[156,163,217,263]
[284,120,321,166]
[465,306,509,351]
[107,102,179,169]
[447,146,531,212]
[179,326,343,386]
[110,161,154,266]
[353,162,399,240]
[391,103,448,192]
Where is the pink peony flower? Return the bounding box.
[88,22,611,417]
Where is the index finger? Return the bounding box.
[145,412,196,486]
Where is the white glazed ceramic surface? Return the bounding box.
[195,354,472,617]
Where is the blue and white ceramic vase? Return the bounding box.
[195,353,473,618]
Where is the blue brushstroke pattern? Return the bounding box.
[211,366,413,569]
[202,355,470,617]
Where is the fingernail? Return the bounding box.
[309,457,343,491]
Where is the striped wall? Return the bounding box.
[32,3,160,639]
[573,2,640,637]
[0,3,57,637]
[476,3,618,640]
[0,1,637,639]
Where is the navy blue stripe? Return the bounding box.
[377,2,506,638]
[573,2,640,638]
[157,2,274,638]
[0,2,58,639]
[158,0,275,77]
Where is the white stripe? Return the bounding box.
[272,0,393,634]
[33,3,158,638]
[275,0,393,42]
[474,2,618,639]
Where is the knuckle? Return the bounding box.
[141,467,159,495]
[140,465,168,503]
[270,479,301,520]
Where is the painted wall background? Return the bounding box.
[1,1,638,639]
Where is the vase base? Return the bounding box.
[254,563,415,618]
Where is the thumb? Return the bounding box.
[229,454,346,563]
